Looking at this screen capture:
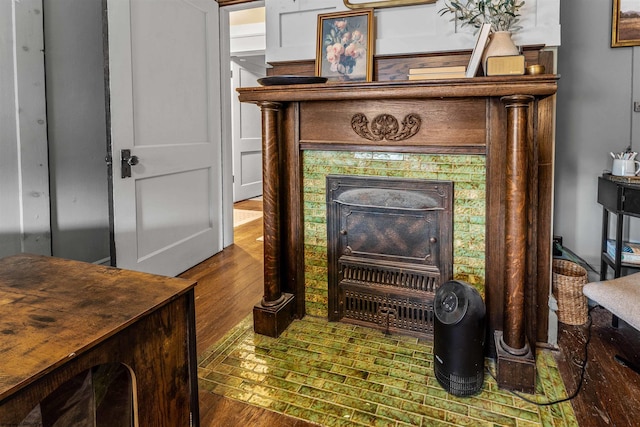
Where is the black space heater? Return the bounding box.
[433,279,486,397]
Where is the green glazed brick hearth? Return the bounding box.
[198,315,579,427]
[302,151,486,318]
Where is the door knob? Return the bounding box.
[127,155,139,166]
[121,149,139,179]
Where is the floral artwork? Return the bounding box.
[316,10,373,82]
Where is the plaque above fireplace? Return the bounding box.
[326,175,453,338]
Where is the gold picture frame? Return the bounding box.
[612,0,640,47]
[316,9,374,82]
[343,0,435,9]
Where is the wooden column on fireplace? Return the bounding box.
[239,76,558,392]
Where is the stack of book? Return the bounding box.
[407,65,466,80]
[606,239,640,264]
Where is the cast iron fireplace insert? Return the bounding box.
[326,175,453,338]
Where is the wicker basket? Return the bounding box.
[552,259,588,325]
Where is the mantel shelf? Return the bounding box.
[237,75,559,103]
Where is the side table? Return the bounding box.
[597,175,640,279]
[0,254,199,426]
[597,175,640,326]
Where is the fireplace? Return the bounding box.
[237,74,558,392]
[326,175,453,338]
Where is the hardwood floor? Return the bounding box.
[184,199,265,355]
[184,198,640,426]
[554,307,640,427]
[180,199,318,427]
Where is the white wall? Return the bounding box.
[0,0,51,258]
[45,0,110,264]
[266,0,561,63]
[555,0,640,272]
[1,0,109,263]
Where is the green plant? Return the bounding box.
[439,0,525,32]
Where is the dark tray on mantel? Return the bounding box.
[257,75,328,86]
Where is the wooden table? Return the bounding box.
[0,254,199,426]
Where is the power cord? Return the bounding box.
[486,305,594,406]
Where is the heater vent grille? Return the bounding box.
[434,368,484,397]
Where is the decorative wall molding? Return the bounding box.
[265,0,560,63]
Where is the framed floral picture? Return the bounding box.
[612,0,640,47]
[316,9,374,82]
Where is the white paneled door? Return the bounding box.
[232,60,264,202]
[106,0,222,276]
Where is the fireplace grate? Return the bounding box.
[340,256,439,293]
[339,256,440,337]
[327,175,453,339]
[341,281,436,337]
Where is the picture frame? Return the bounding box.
[316,9,374,82]
[343,0,435,9]
[612,0,640,47]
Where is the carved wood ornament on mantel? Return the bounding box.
[351,113,421,141]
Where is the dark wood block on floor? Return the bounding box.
[495,330,536,394]
[253,293,296,337]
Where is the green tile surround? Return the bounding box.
[198,315,578,427]
[302,151,487,317]
[197,151,577,426]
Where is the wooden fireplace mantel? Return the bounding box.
[239,76,558,102]
[238,76,558,392]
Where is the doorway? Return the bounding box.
[231,55,265,202]
[220,2,266,245]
